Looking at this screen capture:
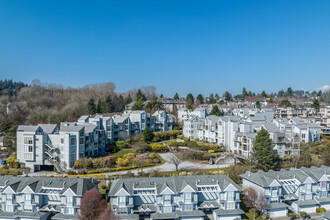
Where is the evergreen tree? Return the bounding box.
[125,94,133,104]
[209,105,223,116]
[280,99,292,107]
[248,91,252,96]
[174,92,179,100]
[256,101,261,109]
[287,87,294,97]
[132,98,144,110]
[261,90,267,97]
[136,89,146,102]
[208,93,216,104]
[242,87,248,98]
[317,90,322,97]
[160,94,164,98]
[142,127,154,142]
[269,97,273,103]
[215,93,220,100]
[105,96,112,113]
[185,93,195,109]
[311,98,320,109]
[87,98,96,115]
[278,90,285,97]
[196,94,204,104]
[223,91,232,102]
[96,99,105,113]
[145,102,153,112]
[252,129,278,171]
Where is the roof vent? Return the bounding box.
[212,178,215,182]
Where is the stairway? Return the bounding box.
[44,142,66,173]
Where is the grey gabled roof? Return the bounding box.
[0,176,98,196]
[60,123,84,132]
[262,123,280,133]
[38,124,58,134]
[241,166,330,188]
[17,125,39,133]
[213,208,245,215]
[109,175,241,196]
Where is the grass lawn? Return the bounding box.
[112,149,137,157]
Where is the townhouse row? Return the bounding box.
[0,175,98,220]
[183,108,320,158]
[108,174,244,220]
[17,110,175,172]
[241,166,330,218]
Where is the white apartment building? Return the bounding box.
[17,111,175,172]
[184,108,321,159]
[178,108,207,123]
[0,176,98,220]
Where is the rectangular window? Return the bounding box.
[163,206,172,213]
[227,203,235,209]
[24,137,33,145]
[119,196,126,203]
[227,192,234,200]
[6,205,13,212]
[306,184,311,190]
[67,196,73,203]
[118,208,127,214]
[24,205,32,211]
[6,194,12,200]
[184,204,193,211]
[184,193,192,201]
[61,138,64,144]
[25,194,31,201]
[164,195,171,201]
[70,138,75,145]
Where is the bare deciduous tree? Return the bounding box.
[168,154,182,171]
[243,187,267,213]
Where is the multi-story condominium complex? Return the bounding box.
[17,110,175,172]
[108,175,244,220]
[184,108,321,159]
[0,175,98,220]
[241,166,330,218]
[182,116,204,140]
[17,119,106,172]
[178,108,207,122]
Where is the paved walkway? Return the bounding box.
[27,153,232,177]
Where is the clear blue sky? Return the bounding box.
[1,0,330,97]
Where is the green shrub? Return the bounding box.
[67,170,77,175]
[300,211,307,217]
[115,141,129,148]
[12,162,20,169]
[99,184,107,189]
[152,136,160,142]
[316,208,326,213]
[149,152,156,159]
[151,144,167,151]
[288,213,296,219]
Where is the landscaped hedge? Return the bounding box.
[154,130,182,140]
[151,144,168,151]
[316,208,326,213]
[0,168,22,175]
